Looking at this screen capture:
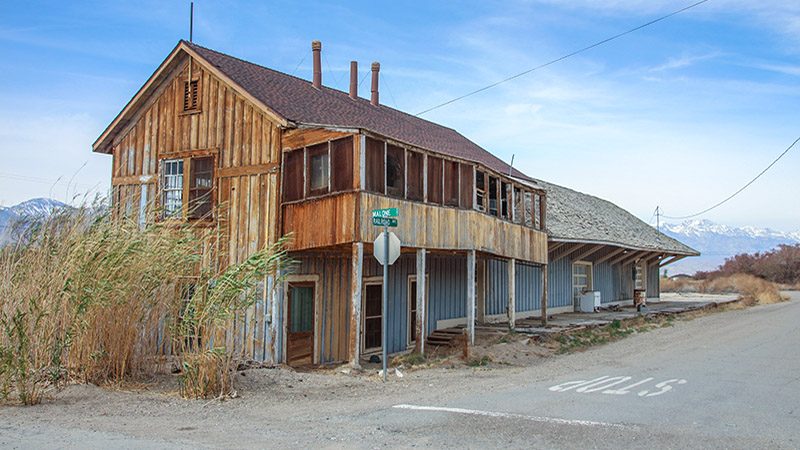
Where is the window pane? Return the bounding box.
[513,187,522,223]
[189,156,214,219]
[475,171,485,211]
[459,164,473,209]
[282,150,304,202]
[523,192,533,227]
[307,143,329,196]
[488,176,498,216]
[330,136,354,192]
[500,182,510,219]
[162,159,184,218]
[365,137,385,193]
[386,144,405,198]
[406,151,424,201]
[534,194,542,230]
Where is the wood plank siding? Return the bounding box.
[110,59,282,268]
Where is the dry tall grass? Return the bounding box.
[0,202,289,405]
[701,273,784,306]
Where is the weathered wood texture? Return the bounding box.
[109,60,282,270]
[359,193,547,263]
[282,128,352,151]
[282,192,359,250]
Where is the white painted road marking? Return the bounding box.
[392,404,630,429]
[549,376,687,397]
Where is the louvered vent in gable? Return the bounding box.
[183,79,199,112]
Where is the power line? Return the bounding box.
[662,135,800,220]
[416,0,711,116]
[381,72,399,109]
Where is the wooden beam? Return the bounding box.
[508,258,516,330]
[612,250,648,267]
[349,242,363,368]
[558,244,589,261]
[541,264,548,326]
[467,250,476,346]
[645,253,665,264]
[548,242,565,253]
[572,244,605,262]
[660,255,687,267]
[415,249,426,355]
[595,247,626,264]
[609,250,643,266]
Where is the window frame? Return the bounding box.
[306,142,330,197]
[159,152,217,222]
[362,277,384,354]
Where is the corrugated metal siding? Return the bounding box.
[486,259,508,316]
[363,254,416,355]
[593,261,615,304]
[427,254,467,336]
[516,262,542,312]
[547,255,574,309]
[647,263,660,298]
[619,262,634,300]
[291,254,352,364]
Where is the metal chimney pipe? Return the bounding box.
[370,62,380,106]
[312,40,322,89]
[349,61,358,99]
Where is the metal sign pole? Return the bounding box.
[382,225,389,382]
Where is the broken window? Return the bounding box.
[475,171,486,211]
[365,137,385,194]
[523,191,533,227]
[500,182,510,219]
[512,187,522,224]
[306,143,329,197]
[427,156,443,204]
[443,159,459,207]
[386,144,405,198]
[406,150,424,201]
[459,163,473,209]
[330,136,353,193]
[188,156,213,219]
[488,176,498,216]
[534,193,542,230]
[162,159,184,218]
[282,150,305,202]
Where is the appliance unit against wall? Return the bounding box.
[578,291,602,313]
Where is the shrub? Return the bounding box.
[702,274,783,306]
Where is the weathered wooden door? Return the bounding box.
[287,283,315,367]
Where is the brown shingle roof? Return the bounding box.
[185,41,530,180]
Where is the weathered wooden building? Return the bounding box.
[93,40,696,367]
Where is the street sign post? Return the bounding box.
[371,208,400,381]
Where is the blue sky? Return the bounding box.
[1,0,798,230]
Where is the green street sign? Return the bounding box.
[371,208,398,218]
[372,217,398,227]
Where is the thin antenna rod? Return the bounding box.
[189,2,194,42]
[508,154,515,176]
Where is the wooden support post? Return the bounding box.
[541,264,548,326]
[508,258,516,330]
[467,250,476,346]
[415,248,426,355]
[349,242,363,368]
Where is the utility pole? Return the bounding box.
[189,2,194,43]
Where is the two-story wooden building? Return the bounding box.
[93,40,696,368]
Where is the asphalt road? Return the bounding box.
[2,293,798,449]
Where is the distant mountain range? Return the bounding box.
[0,198,68,245]
[661,219,800,275]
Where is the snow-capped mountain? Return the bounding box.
[660,219,800,275]
[0,198,68,245]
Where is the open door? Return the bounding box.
[286,283,315,367]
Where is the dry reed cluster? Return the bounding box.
[0,202,289,405]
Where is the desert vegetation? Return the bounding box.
[0,201,290,405]
[662,274,784,306]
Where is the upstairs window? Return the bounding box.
[513,187,522,224]
[283,150,304,202]
[307,143,329,196]
[475,171,486,211]
[183,79,199,112]
[488,176,498,216]
[443,160,459,207]
[534,193,542,230]
[188,157,213,219]
[460,163,473,209]
[500,182,510,219]
[406,151,424,201]
[386,144,405,198]
[427,156,443,205]
[523,191,533,227]
[365,137,385,194]
[330,137,354,192]
[163,159,184,218]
